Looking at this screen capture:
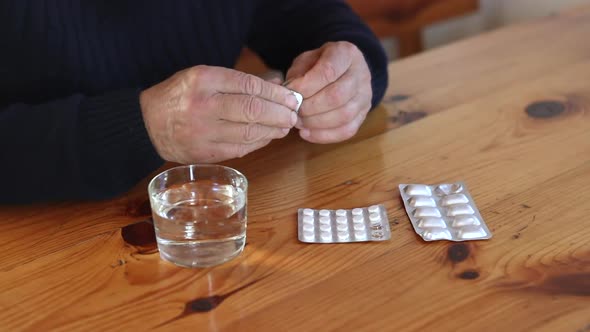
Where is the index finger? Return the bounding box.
[204,66,300,111]
[288,43,352,98]
[215,94,297,128]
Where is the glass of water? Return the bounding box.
[148,164,248,268]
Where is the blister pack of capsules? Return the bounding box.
[297,205,391,243]
[399,182,492,241]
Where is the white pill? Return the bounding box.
[336,216,348,224]
[422,228,452,241]
[409,196,437,207]
[320,231,332,241]
[303,230,315,240]
[303,208,314,216]
[369,213,381,224]
[413,207,441,218]
[354,230,367,239]
[336,209,347,217]
[337,231,350,240]
[303,224,314,231]
[319,209,331,217]
[452,215,480,227]
[352,208,363,216]
[457,226,487,239]
[320,224,331,232]
[446,204,475,216]
[291,90,303,113]
[352,215,364,223]
[337,224,348,231]
[441,194,469,206]
[353,223,366,231]
[319,216,331,224]
[404,184,432,196]
[418,217,446,228]
[302,216,314,224]
[368,205,380,213]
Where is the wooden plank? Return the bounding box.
[383,6,590,118]
[219,164,590,332]
[0,191,155,272]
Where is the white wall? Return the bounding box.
[384,0,590,59]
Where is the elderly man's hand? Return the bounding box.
[140,66,300,164]
[285,41,372,144]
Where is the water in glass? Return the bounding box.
[151,181,246,267]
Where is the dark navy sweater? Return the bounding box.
[0,0,388,203]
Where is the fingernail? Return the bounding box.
[300,129,310,138]
[282,128,290,135]
[290,112,298,127]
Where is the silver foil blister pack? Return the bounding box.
[399,182,492,241]
[297,205,391,243]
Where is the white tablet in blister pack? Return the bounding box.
[297,205,391,243]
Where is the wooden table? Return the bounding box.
[2,6,590,332]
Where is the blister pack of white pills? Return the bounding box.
[399,182,492,242]
[297,206,391,243]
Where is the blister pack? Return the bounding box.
[399,182,492,241]
[297,205,391,243]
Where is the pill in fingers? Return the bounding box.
[283,80,303,114]
[291,90,303,113]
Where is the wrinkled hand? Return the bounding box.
[140,65,300,164]
[285,41,372,144]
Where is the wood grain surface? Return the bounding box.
[1,6,590,332]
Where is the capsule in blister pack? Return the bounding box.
[399,182,492,242]
[297,205,391,243]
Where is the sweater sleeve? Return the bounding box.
[0,89,163,204]
[247,0,388,109]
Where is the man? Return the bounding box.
[0,0,388,203]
